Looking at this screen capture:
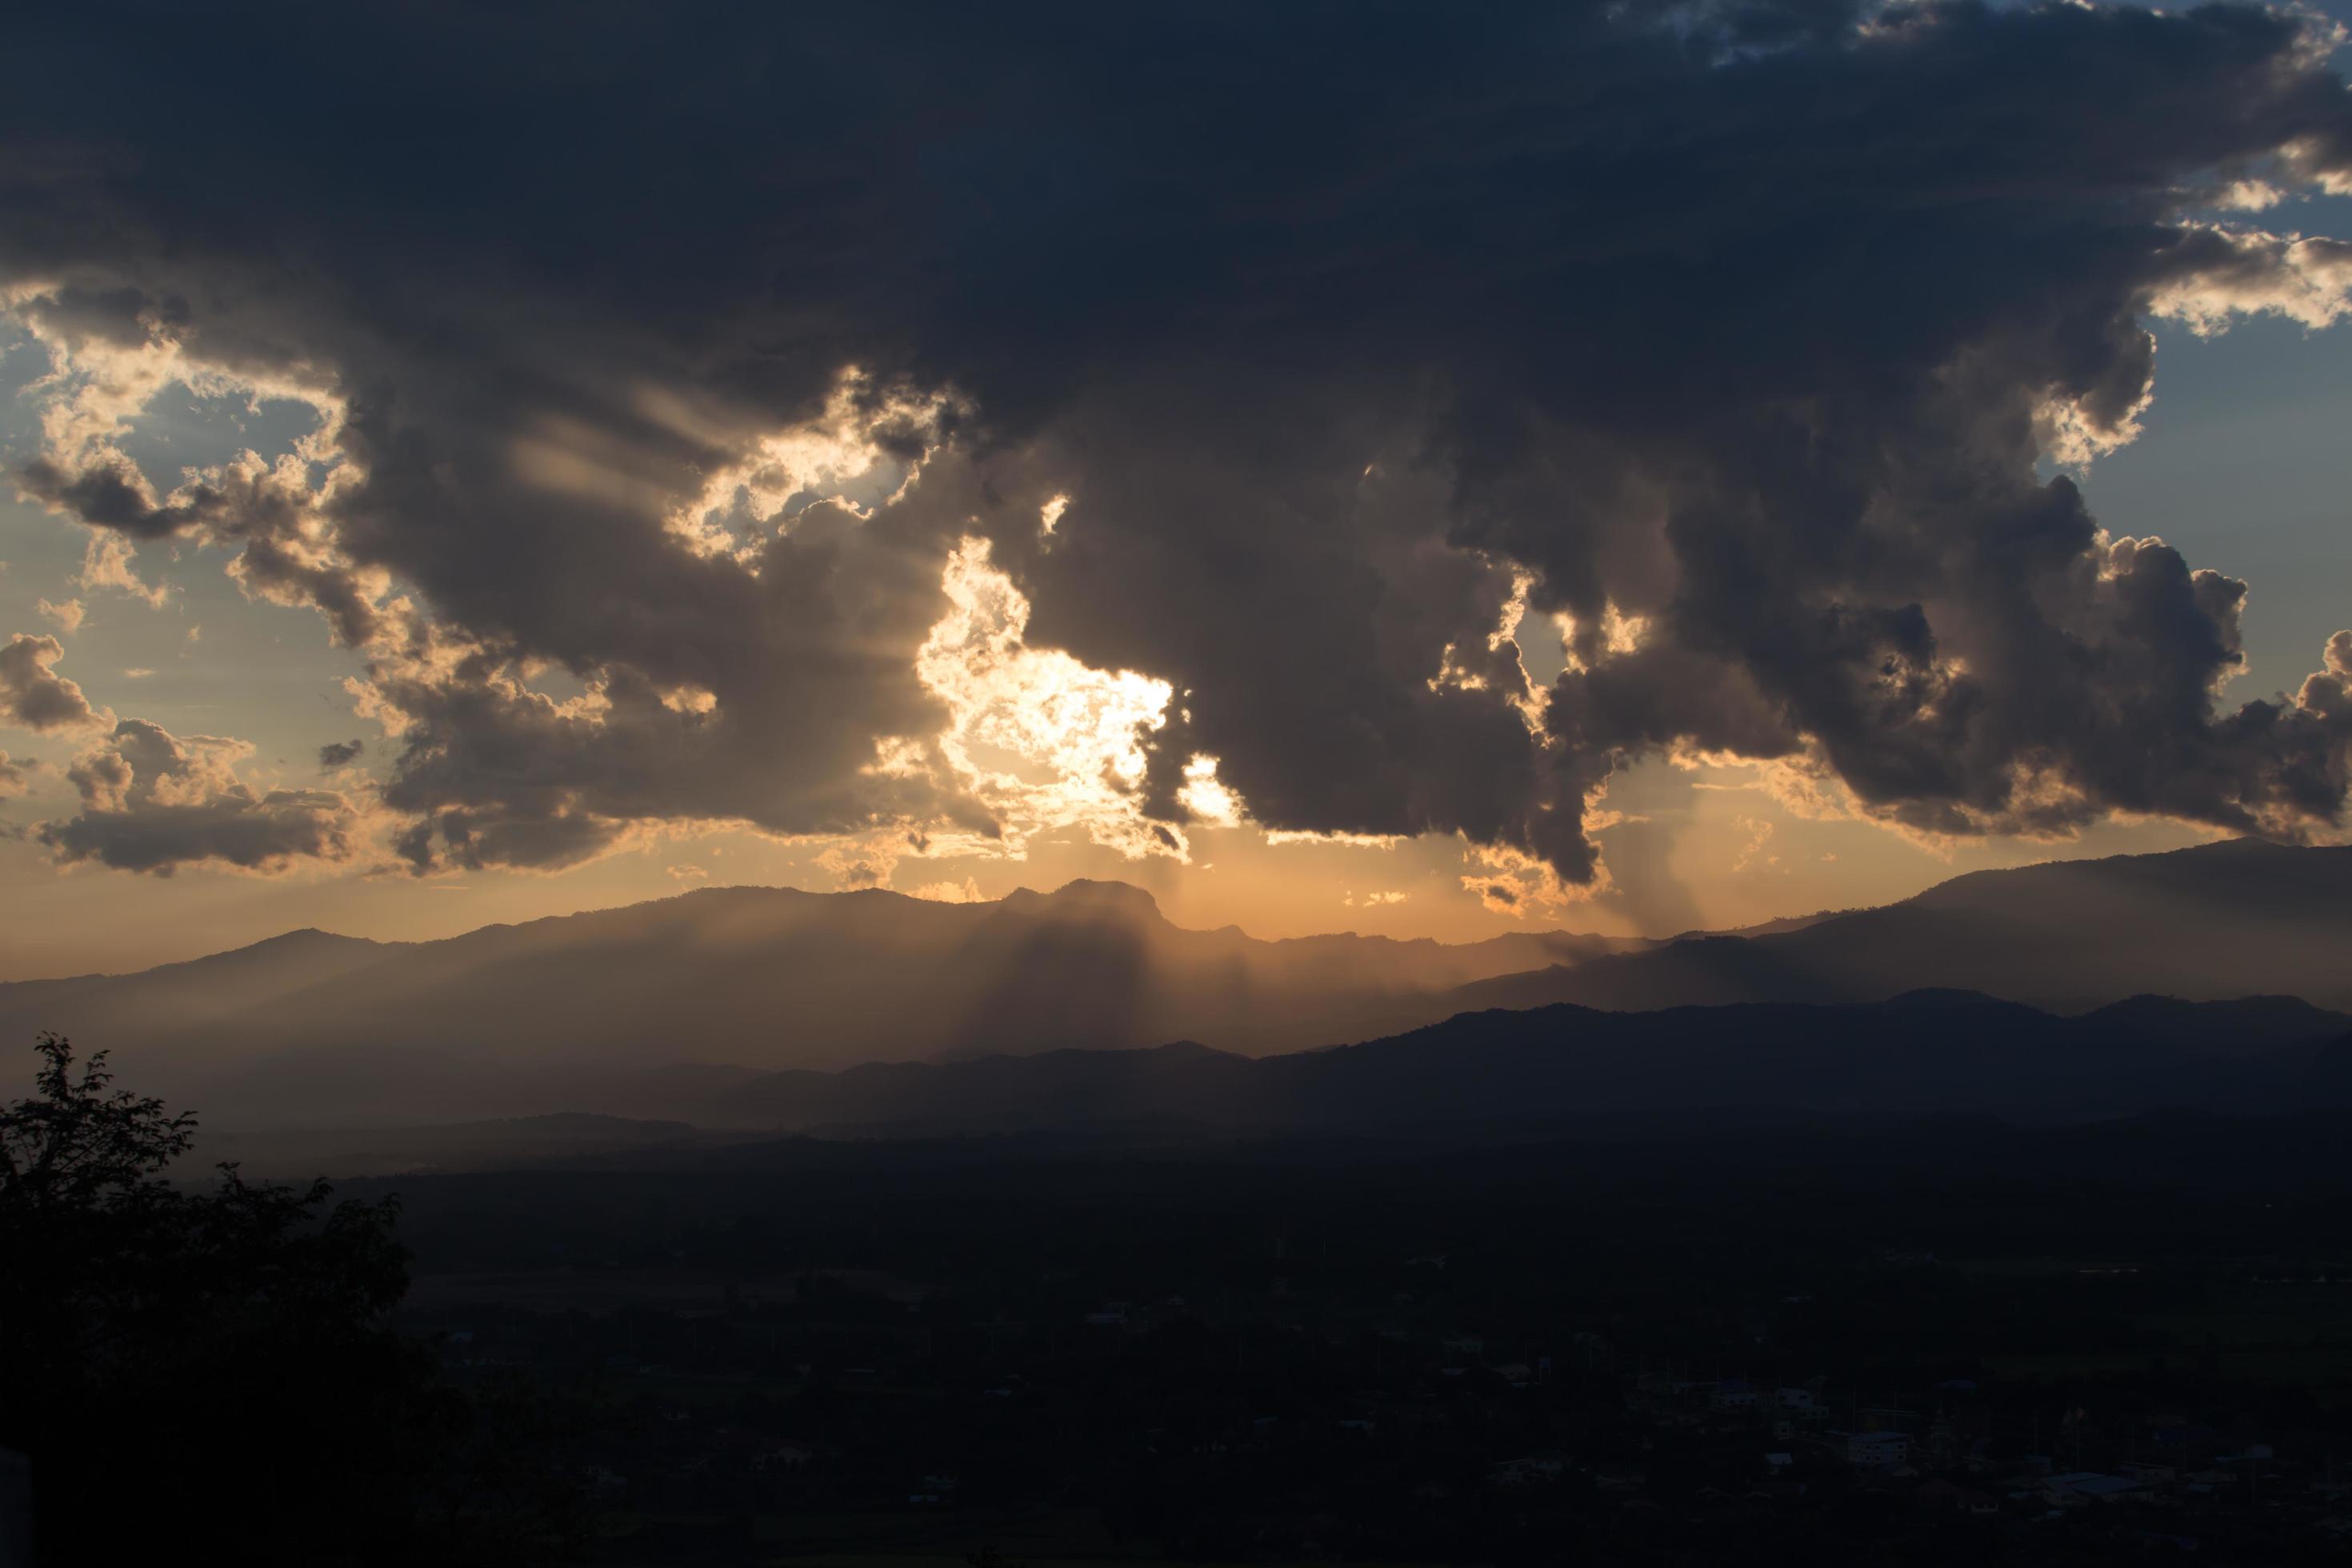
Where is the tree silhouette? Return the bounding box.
[0,1034,586,1566]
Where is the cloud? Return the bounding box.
[0,633,103,733]
[1731,815,1780,874]
[1461,838,1611,918]
[73,532,168,608]
[2,0,2350,890]
[317,738,364,768]
[914,534,1181,860]
[909,877,986,903]
[814,840,895,890]
[36,718,374,876]
[35,598,83,634]
[2299,630,2352,722]
[0,750,28,799]
[2149,225,2352,335]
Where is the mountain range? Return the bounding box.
[201,990,2352,1174]
[0,878,1656,1122]
[1455,838,2352,1015]
[635,990,2352,1134]
[3,837,2346,1130]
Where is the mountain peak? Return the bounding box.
[252,926,366,947]
[178,926,384,969]
[998,879,1166,921]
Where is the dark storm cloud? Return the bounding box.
[318,738,364,768]
[5,0,2352,880]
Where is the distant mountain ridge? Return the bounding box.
[6,838,2346,1130]
[655,990,2352,1134]
[1446,839,2352,1016]
[208,992,2352,1168]
[0,878,1660,1122]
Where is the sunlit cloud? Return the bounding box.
[663,370,965,560]
[2148,224,2352,336]
[1176,754,1242,828]
[1460,837,1612,918]
[916,535,1190,861]
[1730,814,1781,874]
[76,533,168,608]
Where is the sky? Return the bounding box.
[3,0,2351,978]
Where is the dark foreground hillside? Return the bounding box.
[19,1024,2352,1566]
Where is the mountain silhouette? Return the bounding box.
[0,879,1650,1123]
[6,838,2345,1129]
[674,990,2352,1136]
[1447,839,2352,1015]
[208,992,2352,1167]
